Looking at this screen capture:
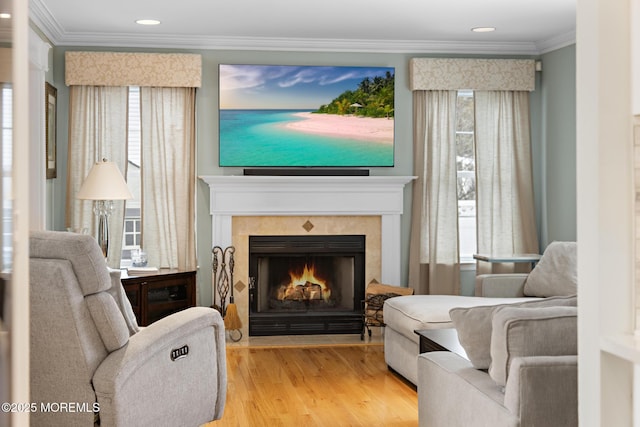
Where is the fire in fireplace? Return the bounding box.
[248,235,365,336]
[275,262,332,304]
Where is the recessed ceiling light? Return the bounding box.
[472,27,496,33]
[136,19,161,26]
[0,13,11,19]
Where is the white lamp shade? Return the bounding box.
[77,160,133,200]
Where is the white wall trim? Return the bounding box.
[29,29,50,72]
[200,175,415,284]
[34,33,546,55]
[28,29,50,231]
[12,0,32,422]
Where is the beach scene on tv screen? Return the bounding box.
[218,64,395,167]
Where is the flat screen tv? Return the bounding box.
[218,64,395,168]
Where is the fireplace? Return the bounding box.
[248,235,365,336]
[201,175,415,340]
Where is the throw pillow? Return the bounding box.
[523,241,577,297]
[449,295,577,369]
[488,305,578,387]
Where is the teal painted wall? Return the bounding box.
[539,44,577,246]
[46,45,574,302]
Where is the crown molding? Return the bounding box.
[536,30,576,54]
[29,0,65,43]
[29,0,574,55]
[44,33,546,55]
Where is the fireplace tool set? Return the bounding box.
[212,245,242,341]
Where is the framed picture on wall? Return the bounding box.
[45,82,57,179]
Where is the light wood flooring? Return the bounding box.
[206,340,418,426]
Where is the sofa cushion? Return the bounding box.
[449,295,577,369]
[524,241,577,297]
[489,306,578,387]
[383,295,541,344]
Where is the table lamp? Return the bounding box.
[77,159,133,258]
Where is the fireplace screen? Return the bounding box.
[249,235,365,335]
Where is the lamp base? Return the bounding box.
[94,200,112,258]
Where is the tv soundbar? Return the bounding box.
[243,168,370,176]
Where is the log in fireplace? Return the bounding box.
[248,235,365,336]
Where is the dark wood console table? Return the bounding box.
[414,328,468,360]
[121,269,196,326]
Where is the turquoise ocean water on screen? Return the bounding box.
[219,109,394,167]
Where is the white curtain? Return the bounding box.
[409,90,460,295]
[474,91,539,274]
[66,86,128,268]
[140,87,197,270]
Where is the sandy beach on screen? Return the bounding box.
[283,112,394,143]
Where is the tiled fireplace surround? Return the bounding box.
[201,175,415,340]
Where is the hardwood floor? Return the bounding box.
[207,344,418,426]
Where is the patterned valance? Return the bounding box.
[65,52,202,88]
[0,48,11,83]
[410,58,535,92]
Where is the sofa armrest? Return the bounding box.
[489,305,577,386]
[417,352,519,427]
[93,307,226,426]
[475,274,528,297]
[504,356,578,426]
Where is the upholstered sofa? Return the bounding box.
[418,304,578,426]
[29,231,227,426]
[382,241,577,384]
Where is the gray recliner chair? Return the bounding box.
[29,230,226,426]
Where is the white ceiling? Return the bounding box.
[28,0,575,54]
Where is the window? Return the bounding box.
[121,87,141,265]
[123,212,141,250]
[455,90,477,262]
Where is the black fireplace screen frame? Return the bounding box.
[248,234,365,336]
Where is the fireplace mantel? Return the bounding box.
[200,175,415,284]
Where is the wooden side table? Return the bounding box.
[121,269,196,326]
[473,253,541,269]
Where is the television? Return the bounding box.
[218,64,395,168]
